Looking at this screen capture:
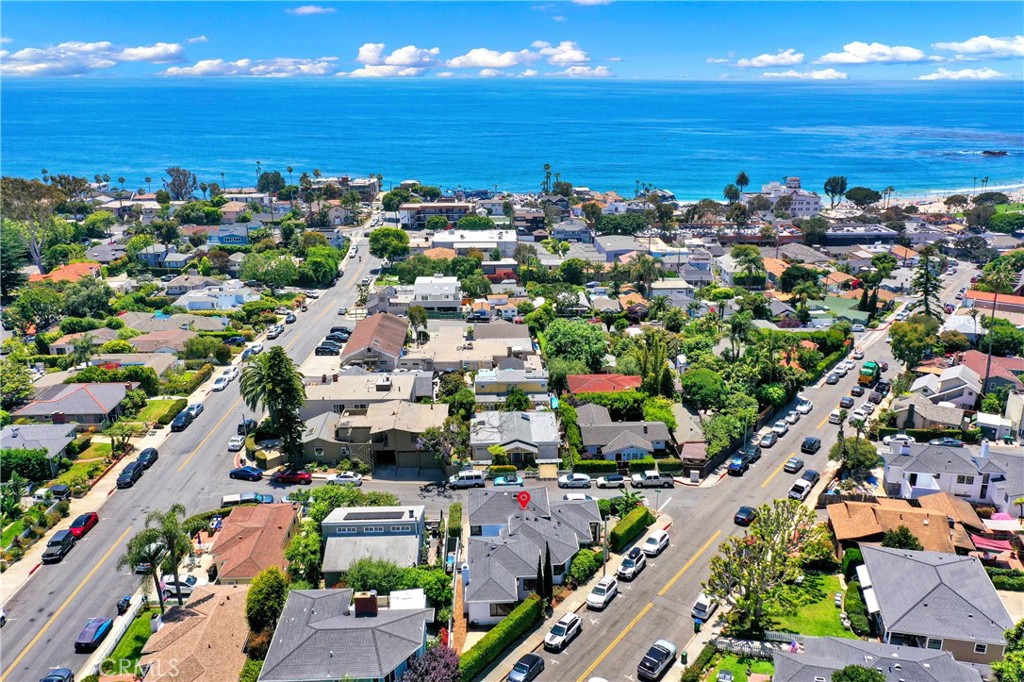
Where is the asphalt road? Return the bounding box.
[0,228,385,682]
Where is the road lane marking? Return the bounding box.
[657,497,672,512]
[658,530,721,597]
[761,454,793,489]
[816,414,829,430]
[576,602,653,682]
[0,525,133,682]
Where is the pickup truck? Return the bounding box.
[788,479,813,501]
[630,470,674,489]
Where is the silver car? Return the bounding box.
[557,473,592,489]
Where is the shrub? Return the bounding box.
[655,457,682,473]
[573,459,618,474]
[447,502,462,539]
[609,506,654,552]
[679,644,717,682]
[568,548,605,587]
[597,498,612,519]
[842,547,863,580]
[844,580,871,636]
[156,398,188,425]
[246,629,272,660]
[987,567,1024,591]
[458,594,544,681]
[627,458,658,473]
[488,464,518,479]
[239,659,263,682]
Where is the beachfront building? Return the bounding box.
[431,229,519,258]
[399,202,473,229]
[741,177,822,217]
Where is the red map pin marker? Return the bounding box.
[516,491,531,510]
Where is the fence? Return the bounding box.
[85,593,146,678]
[710,636,781,660]
[765,631,805,645]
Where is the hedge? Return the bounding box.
[239,659,263,682]
[180,363,214,395]
[609,506,654,552]
[488,465,518,479]
[567,548,605,586]
[156,398,188,425]
[459,594,544,681]
[26,355,63,368]
[573,459,618,474]
[655,457,683,473]
[197,330,255,341]
[842,548,863,580]
[447,502,462,539]
[184,505,253,529]
[844,581,871,636]
[987,567,1024,591]
[876,427,968,443]
[627,458,658,473]
[679,644,717,682]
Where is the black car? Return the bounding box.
[330,326,352,335]
[238,418,257,436]
[285,313,297,324]
[929,437,964,447]
[39,669,75,682]
[839,396,855,409]
[734,506,757,526]
[738,444,761,462]
[324,333,349,344]
[507,653,544,682]
[850,386,865,397]
[169,410,193,432]
[876,380,892,396]
[800,437,821,454]
[825,373,841,385]
[225,336,246,346]
[42,530,76,563]
[801,469,821,485]
[137,448,159,469]
[116,461,145,488]
[867,391,884,404]
[314,345,339,356]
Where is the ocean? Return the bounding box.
[2,78,1022,200]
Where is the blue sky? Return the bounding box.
[1,2,1021,80]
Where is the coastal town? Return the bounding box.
[2,166,1024,682]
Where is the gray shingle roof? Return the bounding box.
[773,637,982,682]
[322,536,421,573]
[469,487,551,525]
[883,444,998,478]
[580,421,671,449]
[0,424,77,459]
[861,545,1013,645]
[259,589,432,682]
[469,411,559,450]
[15,383,129,417]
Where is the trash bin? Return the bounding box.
[681,651,688,666]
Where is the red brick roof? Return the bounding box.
[965,290,1024,307]
[210,505,295,581]
[29,261,101,283]
[339,313,409,362]
[959,350,1024,389]
[567,373,643,394]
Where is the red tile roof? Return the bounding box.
[965,290,1024,307]
[567,373,643,394]
[29,261,101,283]
[210,505,296,581]
[959,350,1024,389]
[339,313,409,362]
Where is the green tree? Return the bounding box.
[240,346,306,462]
[64,277,115,318]
[845,187,882,209]
[828,436,880,472]
[503,385,531,412]
[457,215,495,230]
[284,520,323,586]
[246,566,289,632]
[795,215,829,245]
[881,525,924,551]
[0,177,68,272]
[558,258,587,286]
[146,504,203,606]
[680,368,727,414]
[448,388,476,421]
[731,245,764,290]
[726,202,750,227]
[408,305,429,345]
[0,448,52,482]
[723,184,740,204]
[425,215,449,231]
[824,176,848,208]
[989,212,1024,235]
[870,253,898,278]
[117,527,170,614]
[629,253,662,296]
[545,319,607,371]
[239,251,297,295]
[944,194,969,211]
[257,171,286,194]
[543,542,554,604]
[908,249,943,319]
[0,226,29,303]
[82,210,116,238]
[7,283,64,333]
[1,358,34,410]
[735,171,750,193]
[368,227,411,261]
[831,665,886,682]
[889,317,938,369]
[163,166,198,200]
[993,619,1024,682]
[459,273,492,299]
[779,264,822,293]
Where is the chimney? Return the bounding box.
[353,591,378,617]
[980,440,990,458]
[643,425,648,434]
[899,442,911,457]
[52,411,66,425]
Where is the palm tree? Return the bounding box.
[723,184,740,204]
[735,171,750,194]
[68,333,96,369]
[255,160,262,184]
[968,307,981,347]
[726,311,754,360]
[117,527,169,614]
[648,295,670,319]
[118,177,126,192]
[630,253,662,296]
[145,176,152,193]
[982,176,989,191]
[313,168,322,179]
[733,248,764,291]
[145,504,201,607]
[1014,497,1024,520]
[286,166,294,186]
[982,264,1016,392]
[240,347,307,462]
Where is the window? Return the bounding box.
[313,447,324,459]
[337,527,356,534]
[490,603,514,617]
[926,638,943,650]
[470,526,482,536]
[975,643,988,655]
[956,475,975,485]
[392,525,412,532]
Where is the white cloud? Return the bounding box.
[117,42,185,63]
[761,68,848,80]
[917,67,1008,81]
[535,40,590,66]
[446,47,538,69]
[435,71,455,78]
[705,57,730,64]
[162,57,337,77]
[552,65,613,78]
[0,40,188,76]
[286,5,335,15]
[343,64,426,78]
[521,69,538,77]
[932,34,1024,58]
[816,41,926,64]
[1,37,11,45]
[607,56,623,62]
[355,43,385,65]
[735,48,804,68]
[479,69,506,78]
[552,16,566,22]
[187,35,208,44]
[382,45,441,67]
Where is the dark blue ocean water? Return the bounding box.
[2,79,1022,199]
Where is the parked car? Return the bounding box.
[169,410,194,432]
[834,364,849,377]
[829,409,843,424]
[759,432,778,448]
[784,457,805,474]
[734,506,757,526]
[543,612,582,651]
[850,409,868,423]
[116,461,145,488]
[630,470,673,488]
[840,396,856,410]
[223,367,239,381]
[68,512,99,539]
[161,575,198,600]
[212,376,230,391]
[853,348,864,360]
[727,455,751,476]
[42,529,76,563]
[772,420,789,436]
[596,473,626,489]
[493,475,524,487]
[272,468,313,485]
[74,617,113,653]
[285,312,297,324]
[800,437,821,454]
[221,492,274,506]
[868,391,884,404]
[851,324,866,332]
[557,473,592,489]
[227,436,245,452]
[229,466,263,481]
[248,342,264,354]
[788,479,813,501]
[330,326,352,334]
[137,447,159,469]
[850,385,865,397]
[860,402,875,414]
[266,325,283,340]
[929,437,964,447]
[879,362,889,372]
[883,433,915,446]
[785,410,801,425]
[325,333,349,344]
[449,470,486,488]
[617,546,647,580]
[795,399,813,414]
[825,373,840,385]
[637,640,677,680]
[801,469,821,486]
[691,592,718,621]
[314,345,339,356]
[39,669,75,682]
[337,307,349,315]
[586,576,618,610]
[327,471,364,486]
[507,654,544,682]
[238,418,257,435]
[642,530,670,557]
[225,336,246,346]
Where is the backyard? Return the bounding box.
[711,653,775,682]
[134,399,182,425]
[102,607,160,677]
[767,573,857,639]
[1,519,26,547]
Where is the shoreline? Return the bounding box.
[672,182,1024,207]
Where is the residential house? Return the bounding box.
[218,201,249,223]
[90,353,179,378]
[164,249,198,270]
[308,199,355,226]
[883,441,1024,515]
[399,202,473,229]
[0,424,78,478]
[422,246,457,261]
[1006,390,1024,440]
[464,488,600,624]
[117,311,228,333]
[595,235,642,262]
[892,394,967,430]
[139,585,250,682]
[566,374,642,394]
[399,322,539,373]
[85,243,127,264]
[430,229,519,257]
[958,350,1024,393]
[827,498,975,554]
[575,403,675,462]
[823,223,901,246]
[909,365,981,409]
[320,506,425,586]
[338,313,410,372]
[773,637,982,682]
[258,589,433,682]
[618,291,650,319]
[299,373,429,421]
[205,223,252,245]
[410,276,462,312]
[12,383,133,429]
[49,328,120,355]
[301,400,445,467]
[964,290,1024,316]
[164,274,222,296]
[28,261,101,284]
[714,254,742,286]
[473,367,549,408]
[823,271,856,293]
[209,504,298,585]
[889,244,921,266]
[763,257,789,286]
[589,296,621,314]
[551,218,593,243]
[858,545,1013,665]
[514,209,546,233]
[940,315,988,344]
[220,190,269,206]
[130,329,196,353]
[469,411,559,464]
[137,244,177,268]
[647,279,695,307]
[770,242,833,266]
[173,281,260,311]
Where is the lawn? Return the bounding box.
[712,653,775,682]
[768,573,857,639]
[135,399,180,424]
[102,607,160,676]
[995,203,1024,213]
[78,441,113,460]
[1,519,26,547]
[51,460,103,487]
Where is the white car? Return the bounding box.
[543,612,582,652]
[248,342,264,354]
[327,471,363,486]
[227,436,245,452]
[212,376,230,392]
[850,409,868,423]
[852,324,866,332]
[222,367,239,381]
[895,312,907,321]
[860,402,876,414]
[558,473,592,489]
[586,576,619,610]
[642,530,670,557]
[883,433,915,446]
[843,360,857,371]
[785,410,801,425]
[852,348,864,360]
[161,575,198,599]
[563,493,595,502]
[772,420,789,436]
[835,364,849,377]
[795,398,813,414]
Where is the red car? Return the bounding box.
[68,512,99,538]
[272,469,313,485]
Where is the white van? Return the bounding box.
[448,470,486,488]
[691,592,718,621]
[828,409,843,425]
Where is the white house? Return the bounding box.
[742,177,822,217]
[410,276,462,312]
[172,280,260,311]
[648,279,695,307]
[469,411,559,464]
[430,230,519,258]
[909,364,981,409]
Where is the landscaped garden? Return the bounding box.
[134,399,183,425]
[711,653,775,682]
[767,573,856,639]
[101,607,160,677]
